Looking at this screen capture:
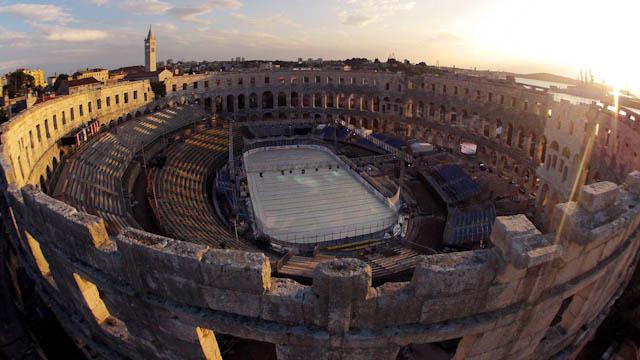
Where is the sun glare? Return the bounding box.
[469,0,639,93]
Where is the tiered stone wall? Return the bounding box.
[1,70,640,359]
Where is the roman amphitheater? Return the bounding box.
[2,69,640,360]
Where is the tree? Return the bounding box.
[5,70,35,98]
[150,81,166,98]
[0,108,7,124]
[52,74,69,93]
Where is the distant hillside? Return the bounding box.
[515,73,579,86]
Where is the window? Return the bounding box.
[204,80,209,88]
[115,94,120,104]
[88,102,92,113]
[264,76,270,84]
[431,84,436,92]
[144,92,147,101]
[61,111,66,125]
[133,90,138,100]
[25,231,51,279]
[227,79,232,86]
[250,77,255,86]
[106,96,111,107]
[97,99,102,110]
[172,84,177,92]
[52,115,58,130]
[43,120,50,137]
[29,131,34,148]
[124,93,129,104]
[182,83,187,90]
[304,76,309,84]
[193,82,198,89]
[36,125,42,142]
[315,76,321,83]
[73,273,112,325]
[237,78,243,85]
[79,104,84,116]
[70,108,75,121]
[196,327,222,360]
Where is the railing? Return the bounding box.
[255,215,399,246]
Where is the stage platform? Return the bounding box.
[244,146,397,244]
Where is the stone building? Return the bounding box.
[73,68,109,84]
[0,68,639,360]
[19,68,46,88]
[145,27,157,73]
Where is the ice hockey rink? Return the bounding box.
[244,146,397,244]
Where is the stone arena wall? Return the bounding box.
[1,70,640,359]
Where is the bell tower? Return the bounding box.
[145,27,157,72]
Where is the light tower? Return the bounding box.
[145,27,157,72]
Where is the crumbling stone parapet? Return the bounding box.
[491,215,562,269]
[412,249,497,298]
[312,258,372,336]
[624,170,640,195]
[578,181,619,213]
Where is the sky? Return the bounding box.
[0,0,638,92]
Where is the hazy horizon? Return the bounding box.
[1,0,638,93]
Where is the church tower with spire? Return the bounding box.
[145,27,157,72]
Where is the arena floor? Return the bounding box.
[244,146,397,244]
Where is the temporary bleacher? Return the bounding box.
[426,164,481,205]
[442,206,496,247]
[151,129,250,250]
[54,105,205,235]
[321,126,349,141]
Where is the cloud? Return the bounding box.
[339,0,415,26]
[230,13,301,28]
[119,0,241,21]
[169,5,213,23]
[42,27,110,42]
[120,0,172,15]
[89,0,109,5]
[0,3,71,24]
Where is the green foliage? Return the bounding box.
[150,81,166,98]
[5,70,35,98]
[52,74,69,92]
[0,107,7,123]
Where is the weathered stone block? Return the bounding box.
[412,249,496,298]
[201,249,272,294]
[491,215,560,269]
[624,170,640,195]
[261,278,308,325]
[578,181,619,212]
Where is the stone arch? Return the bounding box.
[238,94,246,110]
[417,101,425,117]
[517,127,526,148]
[277,92,287,107]
[226,94,234,112]
[262,91,274,109]
[214,96,223,113]
[538,136,547,164]
[506,123,514,145]
[327,94,335,108]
